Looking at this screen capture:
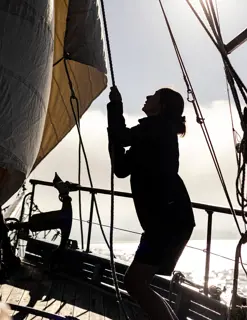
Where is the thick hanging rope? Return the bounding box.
[54,4,128,318]
[158,0,242,235]
[98,1,130,319]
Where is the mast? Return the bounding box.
[225,28,247,54]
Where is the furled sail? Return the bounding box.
[0,0,107,206]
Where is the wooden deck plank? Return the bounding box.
[6,286,25,316]
[1,284,15,303]
[0,260,226,320]
[25,295,49,319]
[73,284,90,320]
[14,289,33,319]
[7,266,34,316]
[8,266,36,319]
[90,287,104,320]
[25,273,53,320]
[58,280,76,318]
[103,295,121,320]
[40,279,64,318]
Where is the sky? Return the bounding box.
[26,0,247,246]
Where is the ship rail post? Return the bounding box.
[86,192,95,253]
[204,210,213,295]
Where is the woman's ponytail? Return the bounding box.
[176,115,186,137]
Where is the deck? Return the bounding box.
[0,263,147,320]
[16,178,243,320]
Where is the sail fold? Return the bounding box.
[0,1,54,206]
[0,0,107,206]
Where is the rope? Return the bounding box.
[98,0,129,318]
[199,0,222,44]
[186,0,247,312]
[226,77,239,163]
[206,1,247,219]
[200,0,247,251]
[63,59,113,255]
[63,59,84,250]
[52,55,85,249]
[208,0,222,40]
[185,0,247,126]
[77,94,83,249]
[158,6,247,310]
[158,0,242,235]
[79,218,247,266]
[53,57,64,67]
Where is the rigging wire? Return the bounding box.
[158,0,242,235]
[63,59,113,255]
[185,1,247,107]
[96,0,129,318]
[53,57,63,67]
[196,0,247,229]
[80,218,247,267]
[205,0,240,138]
[52,55,84,248]
[185,0,247,312]
[77,89,83,249]
[208,0,222,40]
[185,0,247,123]
[206,0,244,203]
[199,0,222,44]
[194,0,247,291]
[197,0,247,236]
[22,196,247,271]
[226,77,239,163]
[53,56,114,254]
[63,59,84,250]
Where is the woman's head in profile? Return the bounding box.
[142,88,186,136]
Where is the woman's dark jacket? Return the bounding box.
[107,100,195,236]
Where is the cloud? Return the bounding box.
[28,99,244,244]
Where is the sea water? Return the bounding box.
[90,239,247,304]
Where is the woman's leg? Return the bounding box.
[124,260,178,320]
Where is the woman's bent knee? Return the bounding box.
[124,261,157,296]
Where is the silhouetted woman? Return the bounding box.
[107,86,195,320]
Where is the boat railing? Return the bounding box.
[27,178,245,296]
